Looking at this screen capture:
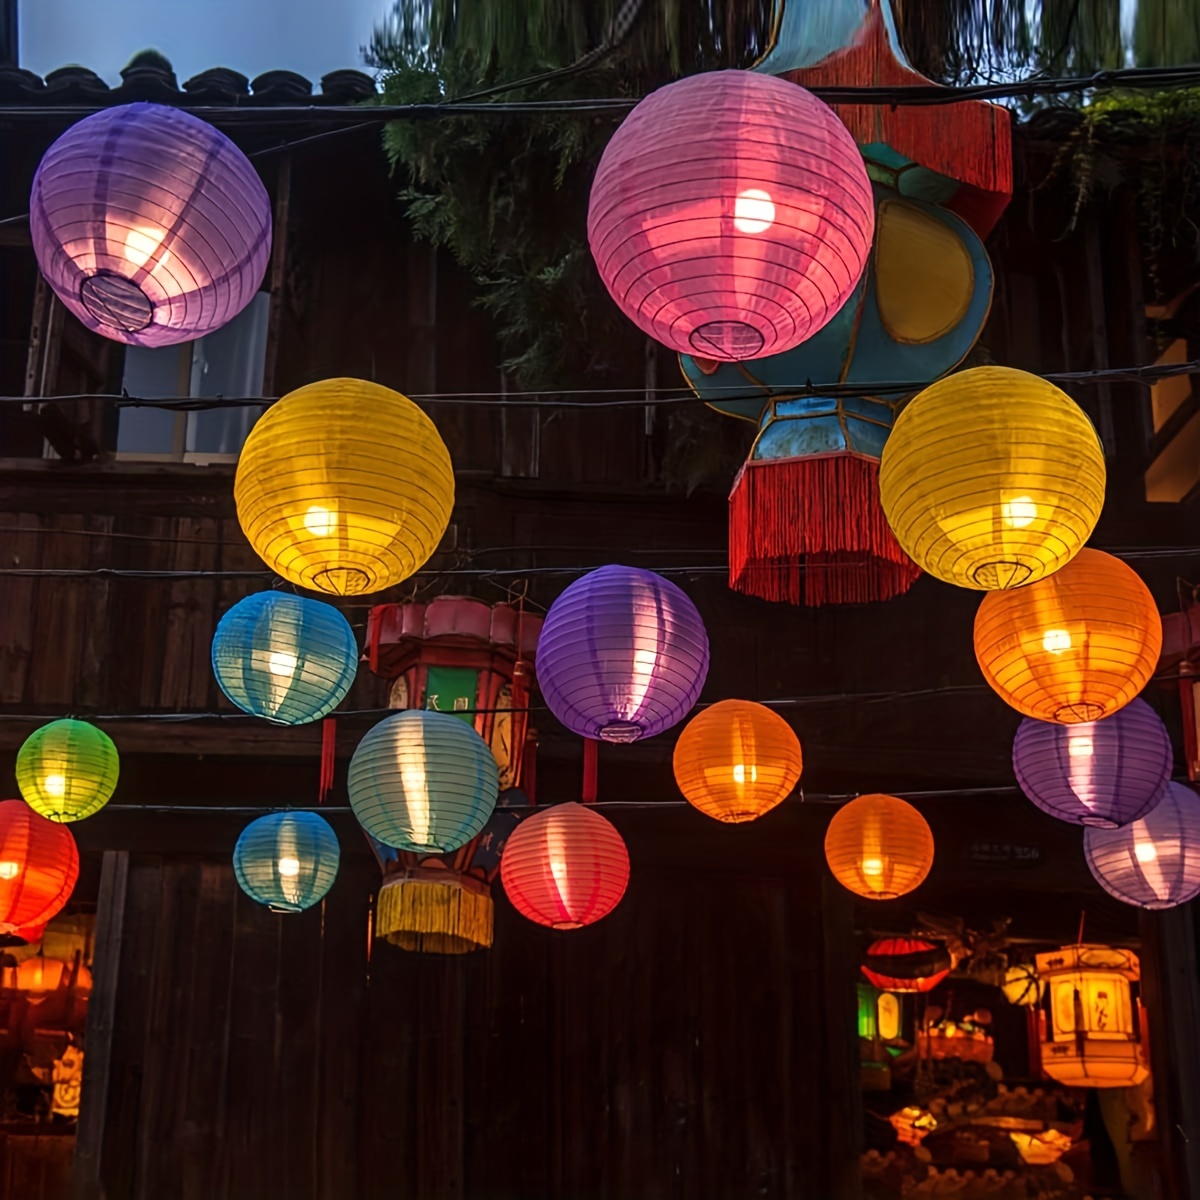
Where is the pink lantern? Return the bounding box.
[588,70,874,361]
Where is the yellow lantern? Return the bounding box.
[234,378,455,596]
[672,700,802,823]
[1035,944,1148,1087]
[879,366,1104,590]
[824,793,934,899]
[974,548,1162,723]
[1001,963,1044,1007]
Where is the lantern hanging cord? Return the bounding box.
[2,356,1197,411]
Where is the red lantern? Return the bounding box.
[861,937,950,993]
[0,801,78,933]
[588,70,874,361]
[500,803,630,930]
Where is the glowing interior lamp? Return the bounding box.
[731,763,757,785]
[861,857,884,877]
[1134,841,1158,864]
[0,862,19,881]
[123,225,169,269]
[303,505,337,537]
[1042,628,1073,654]
[278,856,301,878]
[1002,496,1038,528]
[733,188,775,234]
[267,651,298,679]
[43,774,67,798]
[1066,733,1094,758]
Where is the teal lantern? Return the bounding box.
[233,812,340,912]
[347,710,499,853]
[212,592,357,725]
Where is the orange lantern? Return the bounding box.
[0,802,78,933]
[974,549,1162,723]
[13,956,92,1002]
[825,794,934,899]
[862,937,951,992]
[673,700,802,823]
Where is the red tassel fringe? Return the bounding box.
[319,717,337,803]
[729,455,920,607]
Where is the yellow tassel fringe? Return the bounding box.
[376,877,493,954]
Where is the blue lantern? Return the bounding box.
[212,592,357,725]
[233,811,340,912]
[347,710,499,853]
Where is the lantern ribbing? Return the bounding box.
[233,378,455,597]
[30,103,271,347]
[974,548,1162,723]
[212,592,357,725]
[879,367,1105,590]
[588,70,873,361]
[233,811,340,913]
[16,719,119,823]
[347,710,498,854]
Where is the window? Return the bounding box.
[116,293,270,463]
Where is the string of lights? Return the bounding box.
[5,357,1196,412]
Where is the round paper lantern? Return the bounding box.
[212,592,357,725]
[30,103,270,347]
[13,956,92,1001]
[825,794,934,899]
[536,566,709,743]
[1001,963,1043,1007]
[1084,783,1200,910]
[588,70,874,361]
[0,802,78,933]
[234,378,455,597]
[861,937,951,993]
[878,367,1105,590]
[1012,698,1171,828]
[233,812,340,913]
[500,802,630,929]
[974,549,1162,723]
[16,719,118,823]
[673,700,801,823]
[347,710,498,853]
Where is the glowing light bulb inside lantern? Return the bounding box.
[732,763,757,785]
[0,862,19,881]
[267,651,298,679]
[1135,841,1158,864]
[1042,628,1073,654]
[733,188,776,234]
[42,773,67,799]
[861,856,885,878]
[1002,496,1038,528]
[123,225,170,270]
[303,505,337,537]
[278,856,301,877]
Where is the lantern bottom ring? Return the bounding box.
[598,721,644,744]
[311,565,372,595]
[79,271,153,333]
[552,920,584,931]
[689,320,764,361]
[971,558,1033,589]
[1081,814,1120,829]
[267,901,303,914]
[1055,701,1105,723]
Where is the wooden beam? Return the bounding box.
[71,850,130,1200]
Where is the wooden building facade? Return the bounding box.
[0,53,1198,1200]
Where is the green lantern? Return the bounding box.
[17,719,119,823]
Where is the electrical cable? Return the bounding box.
[3,356,1196,413]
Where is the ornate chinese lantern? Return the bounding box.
[0,802,78,933]
[861,937,951,993]
[1035,944,1148,1087]
[536,566,709,743]
[232,812,340,913]
[16,719,118,823]
[825,794,934,899]
[673,700,802,823]
[589,70,874,361]
[501,802,630,930]
[879,368,1105,590]
[1001,963,1044,1007]
[363,596,541,953]
[1084,782,1200,910]
[234,378,455,596]
[348,710,499,854]
[30,103,271,346]
[13,956,92,1002]
[1012,699,1171,828]
[974,549,1162,722]
[679,4,1011,607]
[212,592,358,725]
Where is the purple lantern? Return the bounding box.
[1085,783,1200,910]
[1012,698,1172,829]
[31,103,271,347]
[536,565,710,742]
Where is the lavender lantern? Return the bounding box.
[1013,698,1172,828]
[30,103,271,347]
[1085,783,1200,910]
[536,566,710,742]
